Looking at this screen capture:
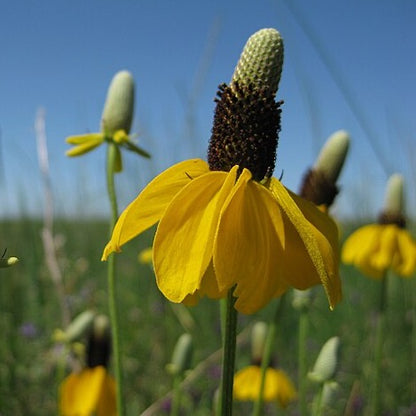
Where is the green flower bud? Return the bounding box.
[383,174,404,216]
[0,256,18,268]
[231,28,284,95]
[292,288,313,311]
[308,336,340,383]
[92,314,111,340]
[55,310,96,343]
[166,333,193,376]
[251,321,268,363]
[101,70,135,136]
[314,130,350,184]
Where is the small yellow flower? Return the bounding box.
[342,174,416,279]
[59,314,116,416]
[342,223,416,279]
[102,29,341,314]
[233,365,297,408]
[138,246,153,265]
[60,366,116,416]
[65,70,149,169]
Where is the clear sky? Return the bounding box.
[1,0,415,220]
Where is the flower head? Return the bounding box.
[342,174,416,278]
[233,366,297,408]
[102,28,341,314]
[59,315,116,416]
[65,70,149,170]
[299,130,350,211]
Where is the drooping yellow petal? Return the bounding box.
[393,228,416,277]
[214,169,288,314]
[154,167,238,303]
[102,159,209,260]
[199,261,229,299]
[96,373,117,416]
[271,369,298,408]
[268,178,341,309]
[371,225,397,271]
[60,367,107,416]
[65,133,105,157]
[66,133,104,144]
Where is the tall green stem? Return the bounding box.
[369,272,388,416]
[298,308,308,416]
[106,143,125,416]
[253,293,287,416]
[219,289,238,416]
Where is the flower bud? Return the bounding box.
[0,256,19,268]
[101,70,135,136]
[308,336,340,383]
[251,321,268,363]
[54,310,96,343]
[292,288,313,311]
[166,333,193,376]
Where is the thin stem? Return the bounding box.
[220,289,238,416]
[170,375,182,416]
[369,272,388,416]
[298,308,309,416]
[253,293,287,416]
[312,383,323,416]
[106,143,125,416]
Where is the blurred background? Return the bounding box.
[1,1,416,415]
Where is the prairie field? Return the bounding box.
[1,218,415,415]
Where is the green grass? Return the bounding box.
[0,219,415,415]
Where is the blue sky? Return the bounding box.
[0,0,415,220]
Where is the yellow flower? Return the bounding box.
[102,29,341,314]
[342,174,416,279]
[102,159,341,314]
[65,70,149,169]
[59,314,116,416]
[60,366,117,416]
[342,223,416,279]
[138,246,153,265]
[233,365,297,408]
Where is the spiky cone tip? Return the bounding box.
[314,130,350,184]
[378,173,405,227]
[231,28,284,96]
